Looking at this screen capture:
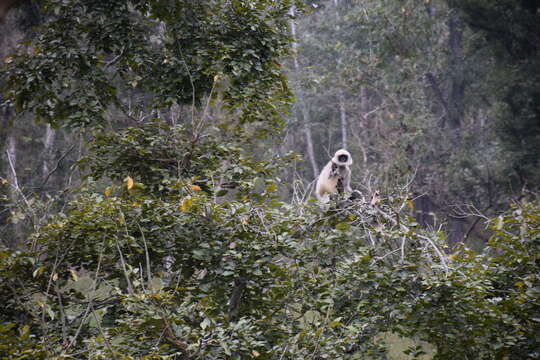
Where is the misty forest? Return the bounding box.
[0,0,539,359]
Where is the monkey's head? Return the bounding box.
[332,149,353,167]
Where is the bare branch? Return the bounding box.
[39,144,76,190]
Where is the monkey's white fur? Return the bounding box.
[315,149,352,201]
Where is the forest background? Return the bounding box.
[0,0,539,359]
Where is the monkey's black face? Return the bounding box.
[338,154,348,163]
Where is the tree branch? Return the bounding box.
[228,276,247,322]
[425,72,449,127]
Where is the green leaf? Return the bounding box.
[335,222,350,231]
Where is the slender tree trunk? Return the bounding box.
[6,135,17,191]
[41,124,56,186]
[339,93,347,149]
[289,7,319,179]
[425,72,450,128]
[360,86,369,114]
[447,14,465,131]
[412,193,436,228]
[424,1,433,17]
[299,99,318,179]
[445,15,467,247]
[354,86,369,166]
[1,6,30,247]
[5,134,22,246]
[448,216,466,248]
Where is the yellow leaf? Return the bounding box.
[265,183,277,193]
[407,200,414,211]
[0,178,7,184]
[180,197,193,213]
[104,186,112,197]
[214,74,222,82]
[52,273,58,281]
[126,176,134,190]
[252,350,260,358]
[329,320,342,328]
[20,325,30,340]
[33,266,45,278]
[191,185,202,191]
[69,269,78,282]
[335,222,350,231]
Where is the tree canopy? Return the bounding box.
[0,1,539,359]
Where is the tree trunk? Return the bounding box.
[339,93,347,149]
[412,193,436,228]
[425,72,450,128]
[1,5,31,247]
[448,216,466,249]
[299,99,319,179]
[289,7,319,179]
[447,14,465,130]
[41,124,57,187]
[5,134,22,246]
[359,86,369,114]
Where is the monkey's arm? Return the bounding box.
[316,162,332,199]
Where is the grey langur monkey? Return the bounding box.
[315,149,353,201]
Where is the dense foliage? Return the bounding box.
[0,1,539,359]
[1,127,539,358]
[3,0,296,132]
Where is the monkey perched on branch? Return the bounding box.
[315,149,352,201]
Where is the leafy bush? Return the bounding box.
[1,120,539,359]
[1,1,538,359]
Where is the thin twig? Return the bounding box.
[177,45,196,128]
[5,149,34,218]
[105,46,125,66]
[374,205,449,274]
[55,284,68,344]
[400,235,406,261]
[90,303,118,360]
[64,303,92,352]
[137,222,152,286]
[39,144,76,190]
[196,77,219,136]
[115,239,134,294]
[64,251,103,353]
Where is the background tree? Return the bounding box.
[447,0,540,188]
[284,0,540,248]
